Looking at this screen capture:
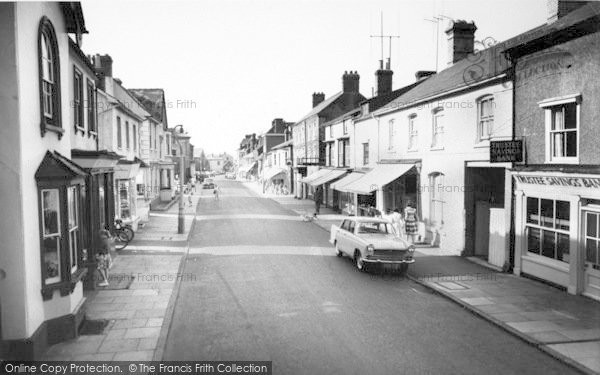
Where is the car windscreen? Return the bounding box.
[357,222,392,234]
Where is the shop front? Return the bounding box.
[513,169,600,300]
[113,160,141,231]
[307,169,347,208]
[331,172,365,215]
[342,162,418,216]
[263,166,289,194]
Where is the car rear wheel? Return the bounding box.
[335,241,343,257]
[354,250,366,272]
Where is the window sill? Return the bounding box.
[41,268,87,301]
[407,148,419,153]
[474,140,490,148]
[545,158,580,165]
[75,125,85,136]
[41,123,65,139]
[88,131,97,138]
[430,146,445,151]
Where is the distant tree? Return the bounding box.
[223,159,233,172]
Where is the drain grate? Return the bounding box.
[79,318,109,335]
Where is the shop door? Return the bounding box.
[583,211,600,300]
[474,201,490,257]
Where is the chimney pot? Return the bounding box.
[312,92,325,107]
[445,20,477,65]
[342,71,360,93]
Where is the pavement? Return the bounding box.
[244,179,600,375]
[42,191,203,361]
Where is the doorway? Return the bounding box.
[583,210,600,300]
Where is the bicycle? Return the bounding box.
[112,219,134,250]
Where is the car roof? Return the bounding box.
[343,217,389,224]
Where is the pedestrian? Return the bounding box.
[391,208,405,239]
[313,185,323,216]
[213,184,220,200]
[404,201,419,244]
[188,190,193,207]
[96,229,113,287]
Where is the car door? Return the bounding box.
[337,220,349,253]
[345,220,357,255]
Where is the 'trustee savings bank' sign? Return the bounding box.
[490,140,523,163]
[515,175,600,188]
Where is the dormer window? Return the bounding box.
[38,17,62,137]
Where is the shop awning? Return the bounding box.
[343,163,415,195]
[71,149,121,170]
[308,169,346,187]
[238,161,257,174]
[300,168,331,184]
[330,172,366,192]
[114,160,141,180]
[263,167,287,180]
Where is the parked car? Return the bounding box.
[202,178,215,189]
[330,217,415,273]
[225,172,235,179]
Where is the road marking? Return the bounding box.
[195,214,305,221]
[188,245,335,256]
[278,312,299,318]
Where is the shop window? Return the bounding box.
[67,186,79,273]
[525,197,570,262]
[39,17,63,137]
[118,180,132,219]
[540,95,580,163]
[431,108,444,149]
[477,96,494,141]
[408,114,418,151]
[86,79,96,134]
[585,212,600,267]
[73,68,83,131]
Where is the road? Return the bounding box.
[163,179,577,375]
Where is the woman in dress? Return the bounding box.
[404,201,419,244]
[96,230,112,287]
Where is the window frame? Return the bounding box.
[362,142,369,166]
[73,67,84,133]
[476,95,494,142]
[429,172,445,226]
[117,116,122,149]
[539,95,580,164]
[431,107,444,150]
[408,114,418,151]
[38,17,63,138]
[125,120,130,149]
[388,119,395,150]
[133,123,137,151]
[86,79,96,136]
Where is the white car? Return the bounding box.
[330,217,415,273]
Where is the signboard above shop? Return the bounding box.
[490,140,523,163]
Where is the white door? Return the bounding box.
[583,210,600,300]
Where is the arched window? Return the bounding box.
[431,107,444,149]
[429,172,445,226]
[38,17,62,137]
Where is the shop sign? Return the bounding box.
[490,140,523,163]
[515,175,600,188]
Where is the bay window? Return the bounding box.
[38,17,63,137]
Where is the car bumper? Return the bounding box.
[363,258,415,264]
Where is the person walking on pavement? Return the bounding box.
[96,229,113,287]
[404,201,419,244]
[391,208,405,239]
[313,185,323,217]
[214,184,220,200]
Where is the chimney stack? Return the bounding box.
[547,0,589,23]
[375,68,393,96]
[91,54,113,90]
[342,71,360,93]
[415,70,436,81]
[445,20,477,65]
[312,92,325,108]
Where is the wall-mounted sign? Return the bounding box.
[515,175,600,189]
[490,140,523,163]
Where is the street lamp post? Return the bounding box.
[173,125,190,234]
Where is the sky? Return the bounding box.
[81,0,548,156]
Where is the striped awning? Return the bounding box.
[308,169,346,187]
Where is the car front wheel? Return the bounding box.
[354,250,366,272]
